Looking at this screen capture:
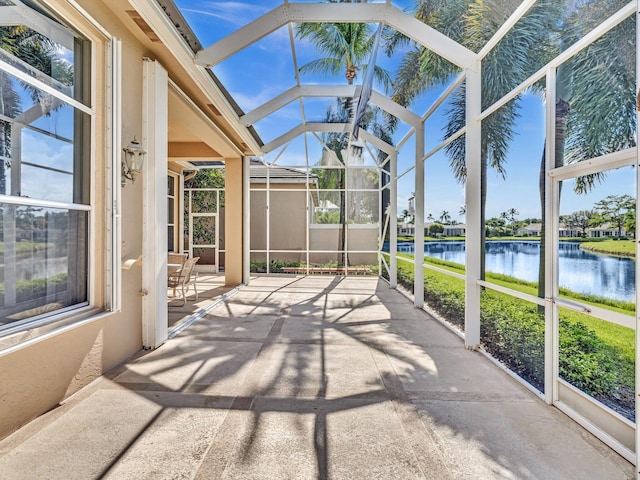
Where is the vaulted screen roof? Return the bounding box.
[163,0,496,165]
[161,0,633,174]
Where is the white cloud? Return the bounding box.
[180,1,271,27]
[230,83,290,113]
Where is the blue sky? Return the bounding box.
[176,0,636,224]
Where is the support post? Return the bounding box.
[390,151,398,288]
[141,58,168,349]
[634,5,640,476]
[225,157,244,285]
[545,67,557,406]
[464,63,482,349]
[242,156,250,284]
[414,125,425,308]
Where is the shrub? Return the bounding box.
[480,292,545,389]
[0,273,68,303]
[559,320,618,396]
[249,259,302,273]
[391,255,625,403]
[250,260,268,273]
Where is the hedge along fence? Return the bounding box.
[392,257,633,420]
[251,259,380,275]
[0,273,69,305]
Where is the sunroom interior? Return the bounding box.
[158,0,639,464]
[0,0,638,471]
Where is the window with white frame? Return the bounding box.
[168,173,179,253]
[0,0,92,332]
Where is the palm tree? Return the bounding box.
[439,210,451,225]
[536,6,636,298]
[0,25,74,308]
[296,8,392,91]
[0,25,73,195]
[393,0,564,280]
[394,1,634,295]
[296,2,394,266]
[1,27,23,195]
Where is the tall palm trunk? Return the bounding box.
[338,74,355,267]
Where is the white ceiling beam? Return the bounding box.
[262,123,351,153]
[14,96,64,125]
[383,5,476,70]
[0,48,73,98]
[370,91,421,128]
[262,125,306,154]
[261,122,395,155]
[359,129,395,156]
[477,0,537,60]
[241,85,420,128]
[240,86,310,127]
[195,3,476,70]
[195,3,289,67]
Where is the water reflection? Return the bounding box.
[396,241,635,302]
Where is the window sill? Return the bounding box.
[0,307,115,357]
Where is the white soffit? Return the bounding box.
[128,0,262,155]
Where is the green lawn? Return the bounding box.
[580,239,635,257]
[385,252,635,397]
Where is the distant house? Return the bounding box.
[444,224,466,237]
[515,221,637,238]
[316,199,339,213]
[517,223,541,236]
[398,222,415,236]
[587,223,632,238]
[558,223,581,238]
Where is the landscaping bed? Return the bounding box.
[387,255,634,421]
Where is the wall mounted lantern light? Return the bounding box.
[121,137,147,187]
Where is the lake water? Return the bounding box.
[396,240,636,303]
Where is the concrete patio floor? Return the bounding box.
[0,275,633,479]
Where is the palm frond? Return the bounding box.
[298,57,343,78]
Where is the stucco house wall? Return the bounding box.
[0,0,250,440]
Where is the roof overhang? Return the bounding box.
[124,0,263,156]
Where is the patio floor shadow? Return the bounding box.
[0,275,633,479]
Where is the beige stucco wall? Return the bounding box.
[309,228,342,265]
[269,190,307,251]
[308,226,377,265]
[0,0,154,439]
[250,190,267,251]
[249,184,309,261]
[347,227,378,251]
[224,159,244,285]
